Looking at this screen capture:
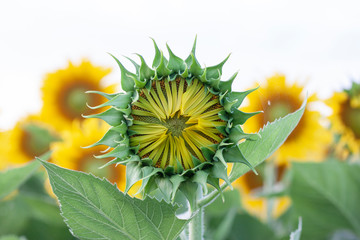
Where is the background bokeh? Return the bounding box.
[1,0,360,129]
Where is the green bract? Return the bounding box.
[85,37,260,203]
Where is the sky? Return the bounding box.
[1,0,360,129]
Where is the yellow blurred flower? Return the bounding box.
[241,74,330,165]
[40,60,116,131]
[327,82,360,158]
[235,164,291,220]
[6,115,60,165]
[234,74,330,219]
[0,131,12,170]
[51,118,129,192]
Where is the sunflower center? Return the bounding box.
[59,82,102,120]
[20,124,59,158]
[341,101,360,139]
[81,157,112,179]
[267,102,293,122]
[161,114,191,137]
[67,88,89,115]
[129,77,226,171]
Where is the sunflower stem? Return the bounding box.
[189,207,204,240]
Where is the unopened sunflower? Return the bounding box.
[327,81,360,158]
[51,118,130,192]
[41,60,116,131]
[86,38,259,202]
[7,115,60,165]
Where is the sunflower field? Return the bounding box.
[1,1,360,240]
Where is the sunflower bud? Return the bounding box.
[86,38,260,202]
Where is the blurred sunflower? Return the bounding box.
[241,74,330,164]
[236,164,291,219]
[6,115,60,165]
[51,118,130,192]
[327,81,360,159]
[0,131,11,170]
[41,60,116,131]
[234,74,330,219]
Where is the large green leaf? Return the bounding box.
[229,98,306,182]
[289,161,360,240]
[41,160,188,240]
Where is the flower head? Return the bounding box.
[327,81,360,158]
[87,38,259,202]
[41,60,116,131]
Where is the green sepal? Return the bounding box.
[94,143,129,160]
[224,98,238,113]
[109,53,136,92]
[164,166,175,175]
[188,53,203,77]
[143,176,158,196]
[135,167,162,195]
[231,109,262,126]
[216,126,227,136]
[84,125,125,148]
[176,159,184,174]
[155,177,173,202]
[211,161,232,189]
[218,110,230,121]
[214,148,227,167]
[87,92,132,109]
[223,145,257,174]
[200,147,215,161]
[136,54,155,82]
[228,86,259,109]
[125,161,142,193]
[85,90,118,100]
[207,175,224,201]
[185,35,197,66]
[192,171,209,195]
[179,181,199,211]
[219,71,238,93]
[83,108,124,127]
[229,125,261,143]
[151,38,162,68]
[206,54,230,81]
[124,56,140,75]
[99,154,139,169]
[155,51,171,78]
[191,155,202,167]
[166,44,186,74]
[170,174,186,201]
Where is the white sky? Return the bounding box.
[1,0,360,129]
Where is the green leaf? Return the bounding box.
[0,192,72,239]
[229,98,306,182]
[289,161,360,239]
[0,236,26,240]
[290,218,302,240]
[0,152,51,199]
[41,160,187,240]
